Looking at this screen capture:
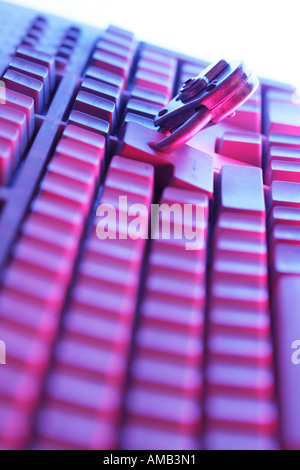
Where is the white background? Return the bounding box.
[7,0,300,91]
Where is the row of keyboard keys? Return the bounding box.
[126,46,176,123]
[204,165,278,449]
[0,89,34,185]
[120,187,209,450]
[0,124,105,448]
[2,45,56,117]
[91,26,136,88]
[31,155,154,449]
[68,26,137,134]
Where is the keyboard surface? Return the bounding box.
[0,0,299,451]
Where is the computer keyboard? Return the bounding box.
[0,0,299,451]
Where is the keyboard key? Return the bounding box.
[121,423,199,450]
[96,40,132,62]
[264,90,300,135]
[3,69,44,114]
[85,65,124,91]
[125,98,162,120]
[0,105,27,155]
[35,405,116,449]
[73,90,115,132]
[4,88,35,139]
[9,56,50,104]
[91,50,130,85]
[130,84,168,106]
[134,69,173,98]
[217,132,262,167]
[220,165,265,213]
[265,160,300,185]
[205,395,278,433]
[16,45,56,91]
[68,110,110,139]
[204,428,278,450]
[124,387,202,433]
[267,181,300,212]
[0,118,21,168]
[81,78,121,112]
[273,243,300,276]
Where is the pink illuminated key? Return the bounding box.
[35,405,116,449]
[62,308,130,351]
[63,124,106,155]
[134,69,173,97]
[81,78,121,111]
[98,33,134,52]
[140,50,177,70]
[91,50,130,84]
[9,56,50,104]
[205,395,278,433]
[56,137,104,181]
[96,41,132,62]
[3,69,44,114]
[0,403,31,450]
[130,85,168,106]
[54,337,126,383]
[267,181,300,212]
[217,132,262,167]
[265,145,300,170]
[273,243,300,276]
[0,105,27,155]
[68,110,109,139]
[265,160,300,185]
[73,91,115,132]
[16,45,56,91]
[206,361,274,397]
[209,305,271,337]
[0,366,40,410]
[126,98,162,120]
[137,59,174,79]
[264,91,300,135]
[220,165,265,213]
[120,423,199,450]
[4,88,35,140]
[0,118,21,167]
[85,65,124,90]
[204,428,278,450]
[44,370,122,419]
[129,354,202,396]
[0,323,49,373]
[125,387,202,433]
[39,172,95,217]
[13,235,74,283]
